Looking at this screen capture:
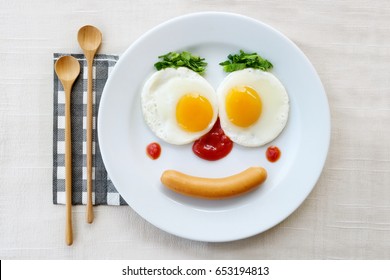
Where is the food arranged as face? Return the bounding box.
[140,50,290,199]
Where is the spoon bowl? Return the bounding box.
[77,25,102,53]
[55,56,80,84]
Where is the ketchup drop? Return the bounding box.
[146,142,161,160]
[266,146,281,162]
[192,118,233,161]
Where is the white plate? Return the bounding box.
[98,12,330,242]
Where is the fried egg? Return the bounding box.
[217,68,289,147]
[141,67,218,145]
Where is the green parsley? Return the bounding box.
[219,50,273,72]
[154,51,207,74]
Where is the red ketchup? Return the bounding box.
[192,118,233,161]
[146,142,161,160]
[266,146,281,162]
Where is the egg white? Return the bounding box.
[141,67,218,145]
[217,68,289,147]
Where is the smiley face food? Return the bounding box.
[142,50,291,200]
[217,68,289,147]
[161,167,267,199]
[141,67,218,145]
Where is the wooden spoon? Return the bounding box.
[54,55,80,246]
[77,25,102,224]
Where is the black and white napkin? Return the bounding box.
[53,53,127,206]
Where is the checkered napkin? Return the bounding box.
[53,53,127,206]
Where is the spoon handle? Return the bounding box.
[86,57,94,224]
[65,86,73,245]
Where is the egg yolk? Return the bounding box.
[176,93,213,132]
[225,86,262,127]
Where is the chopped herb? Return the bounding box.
[154,51,207,74]
[219,50,273,72]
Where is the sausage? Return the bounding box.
[160,167,267,199]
